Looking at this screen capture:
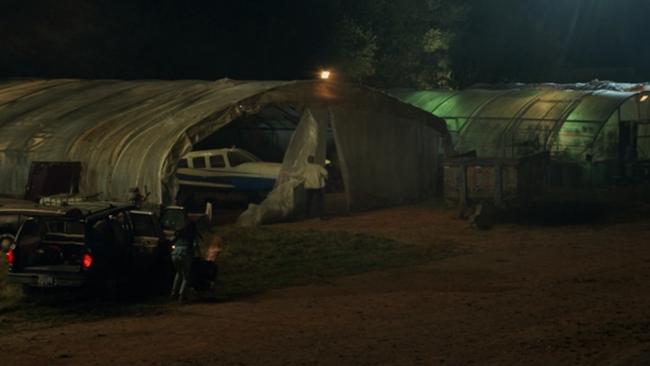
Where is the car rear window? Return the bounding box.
[19,219,45,238]
[131,213,157,237]
[65,222,85,234]
[46,220,85,235]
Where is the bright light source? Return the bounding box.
[320,70,331,80]
[640,95,649,102]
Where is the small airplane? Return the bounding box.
[176,148,281,196]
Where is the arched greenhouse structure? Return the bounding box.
[393,85,650,186]
[0,79,448,212]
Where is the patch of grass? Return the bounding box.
[217,226,456,297]
[0,226,457,334]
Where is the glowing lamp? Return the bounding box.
[640,95,649,102]
[320,70,331,80]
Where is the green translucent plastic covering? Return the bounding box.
[394,88,643,161]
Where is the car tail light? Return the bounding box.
[6,248,14,266]
[82,253,93,270]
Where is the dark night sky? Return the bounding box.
[1,0,649,86]
[455,0,650,84]
[0,1,337,80]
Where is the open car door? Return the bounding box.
[129,210,166,270]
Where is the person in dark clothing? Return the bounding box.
[302,155,328,219]
[170,214,198,303]
[624,144,638,179]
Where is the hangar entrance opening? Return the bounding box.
[0,79,446,226]
[193,105,299,163]
[175,105,347,223]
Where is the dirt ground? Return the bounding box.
[2,205,650,366]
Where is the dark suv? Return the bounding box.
[2,202,171,295]
[0,198,33,251]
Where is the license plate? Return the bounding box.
[37,275,56,287]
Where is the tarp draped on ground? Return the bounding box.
[240,96,445,225]
[238,108,324,226]
[0,79,448,210]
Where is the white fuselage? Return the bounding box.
[176,149,281,192]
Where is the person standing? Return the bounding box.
[303,155,328,219]
[170,214,197,303]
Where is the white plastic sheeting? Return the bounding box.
[240,100,443,225]
[329,105,441,210]
[238,108,325,226]
[0,79,449,214]
[0,79,290,203]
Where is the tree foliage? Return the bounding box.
[331,18,378,83]
[330,0,469,89]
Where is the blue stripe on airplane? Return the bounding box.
[177,174,276,191]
